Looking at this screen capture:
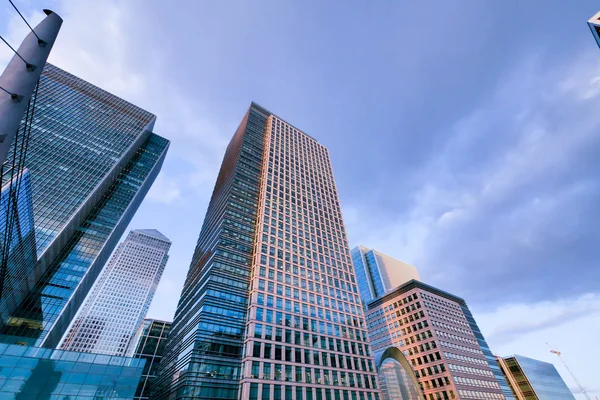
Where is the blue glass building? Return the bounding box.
[351,246,420,304]
[0,63,169,349]
[373,347,424,400]
[0,170,37,329]
[0,342,144,398]
[130,319,172,400]
[152,103,269,399]
[497,355,575,399]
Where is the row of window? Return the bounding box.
[457,389,504,399]
[453,375,500,390]
[447,363,495,378]
[253,302,366,339]
[252,324,371,358]
[248,340,373,372]
[443,351,488,366]
[246,361,377,389]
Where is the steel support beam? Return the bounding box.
[0,9,62,165]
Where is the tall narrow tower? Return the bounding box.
[60,229,171,356]
[154,103,380,400]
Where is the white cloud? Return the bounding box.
[1,0,230,201]
[147,172,181,204]
[346,50,600,276]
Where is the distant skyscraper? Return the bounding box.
[60,229,170,356]
[0,63,169,348]
[351,246,420,304]
[365,280,514,400]
[497,355,575,400]
[131,319,172,400]
[154,103,380,400]
[588,11,600,48]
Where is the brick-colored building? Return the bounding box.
[365,280,514,400]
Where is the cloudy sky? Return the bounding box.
[2,1,599,396]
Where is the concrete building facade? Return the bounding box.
[365,280,514,400]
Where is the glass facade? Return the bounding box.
[0,63,169,349]
[0,342,144,398]
[497,355,575,400]
[153,103,268,400]
[351,246,420,305]
[351,247,375,305]
[364,251,385,300]
[380,358,421,400]
[0,170,37,331]
[60,230,171,356]
[374,347,424,400]
[461,306,514,400]
[154,103,380,400]
[131,319,171,400]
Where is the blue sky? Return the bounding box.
[1,1,599,396]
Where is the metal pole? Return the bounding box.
[0,9,62,165]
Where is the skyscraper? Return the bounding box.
[0,63,169,348]
[154,103,380,400]
[131,319,172,400]
[60,229,171,356]
[365,280,514,400]
[588,10,600,48]
[496,355,575,400]
[0,170,37,328]
[351,246,420,304]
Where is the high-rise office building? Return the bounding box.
[154,103,380,400]
[588,11,600,48]
[351,246,420,304]
[60,229,171,356]
[0,170,37,329]
[365,280,514,400]
[130,319,172,400]
[496,355,575,400]
[0,63,169,348]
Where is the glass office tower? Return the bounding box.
[154,103,379,400]
[131,319,172,400]
[588,11,600,48]
[0,63,169,349]
[497,355,575,400]
[0,170,37,329]
[60,229,171,356]
[351,246,420,304]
